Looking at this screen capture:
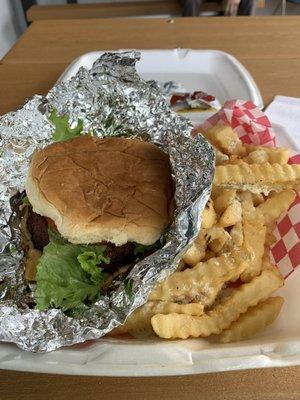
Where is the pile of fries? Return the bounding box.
[111,124,300,343]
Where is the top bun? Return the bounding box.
[25,136,174,245]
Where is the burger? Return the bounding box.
[22,135,174,316]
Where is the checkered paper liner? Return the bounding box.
[201,99,276,147]
[198,99,300,279]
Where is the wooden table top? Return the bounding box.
[0,16,300,399]
[1,16,300,116]
[26,1,182,21]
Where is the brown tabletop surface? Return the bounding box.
[0,16,300,399]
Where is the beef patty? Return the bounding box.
[26,208,136,269]
[103,242,135,269]
[26,207,49,251]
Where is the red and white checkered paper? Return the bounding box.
[198,99,300,279]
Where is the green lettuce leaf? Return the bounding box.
[35,241,110,316]
[49,109,84,142]
[48,228,68,245]
[77,251,110,284]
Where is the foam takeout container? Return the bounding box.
[0,52,299,376]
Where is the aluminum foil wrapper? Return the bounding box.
[0,51,214,352]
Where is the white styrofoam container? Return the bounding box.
[57,49,263,124]
[0,268,299,376]
[1,52,299,377]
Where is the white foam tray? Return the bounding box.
[0,269,299,376]
[1,52,299,377]
[1,129,299,377]
[57,49,263,124]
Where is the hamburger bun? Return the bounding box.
[25,136,174,245]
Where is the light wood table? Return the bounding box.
[26,1,182,21]
[1,16,300,115]
[0,16,300,399]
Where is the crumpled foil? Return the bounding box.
[0,51,214,352]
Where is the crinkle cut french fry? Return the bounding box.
[240,200,266,282]
[183,229,208,266]
[208,239,225,254]
[183,206,229,266]
[213,189,237,215]
[226,155,247,165]
[207,228,231,253]
[261,258,280,274]
[183,241,207,267]
[243,149,269,164]
[265,225,277,246]
[214,163,300,194]
[237,190,252,202]
[202,199,217,229]
[202,124,246,156]
[151,269,284,339]
[230,222,244,247]
[244,144,290,165]
[219,297,284,343]
[251,192,265,206]
[149,248,249,306]
[218,199,242,228]
[215,148,229,165]
[109,301,204,336]
[262,243,270,263]
[261,251,283,278]
[257,189,296,225]
[205,225,231,253]
[205,226,230,242]
[202,249,216,261]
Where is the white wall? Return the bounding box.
[0,0,26,59]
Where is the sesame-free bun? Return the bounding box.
[25,136,174,245]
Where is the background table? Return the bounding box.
[1,16,300,116]
[0,16,300,400]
